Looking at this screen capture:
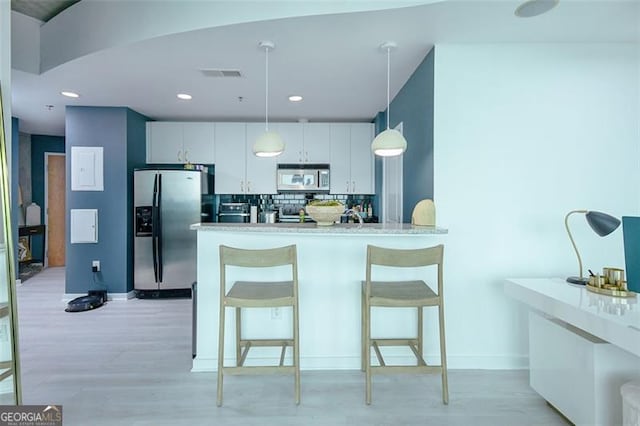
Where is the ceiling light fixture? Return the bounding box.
[371,42,407,157]
[253,40,284,158]
[177,93,192,100]
[61,91,79,98]
[288,95,303,102]
[515,0,559,18]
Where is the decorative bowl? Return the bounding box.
[305,203,345,226]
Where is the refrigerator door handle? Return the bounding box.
[157,173,164,283]
[151,173,159,283]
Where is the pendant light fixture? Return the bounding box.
[253,40,284,157]
[371,41,407,157]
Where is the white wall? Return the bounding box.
[434,44,640,368]
[10,11,40,74]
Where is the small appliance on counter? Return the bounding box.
[218,203,251,223]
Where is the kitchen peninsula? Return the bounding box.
[190,223,448,372]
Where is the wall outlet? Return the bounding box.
[271,307,281,320]
[92,260,100,272]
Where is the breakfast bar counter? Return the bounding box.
[190,223,448,372]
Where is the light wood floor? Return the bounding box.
[14,267,568,426]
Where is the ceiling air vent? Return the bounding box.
[199,69,243,78]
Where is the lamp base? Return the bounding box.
[566,276,589,285]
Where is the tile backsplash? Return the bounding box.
[218,193,375,217]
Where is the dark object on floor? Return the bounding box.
[135,288,192,299]
[65,291,107,313]
[18,262,43,282]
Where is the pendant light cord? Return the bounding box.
[386,46,390,130]
[265,45,269,132]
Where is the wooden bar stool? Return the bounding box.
[216,244,300,406]
[361,244,448,405]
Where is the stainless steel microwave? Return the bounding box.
[276,164,330,192]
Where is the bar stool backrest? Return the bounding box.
[220,245,298,268]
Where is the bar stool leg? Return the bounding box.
[361,290,366,372]
[294,303,301,405]
[439,303,449,405]
[365,302,372,405]
[235,307,242,366]
[217,303,226,407]
[417,307,423,365]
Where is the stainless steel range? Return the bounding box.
[218,203,250,223]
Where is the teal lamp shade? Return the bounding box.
[565,210,621,285]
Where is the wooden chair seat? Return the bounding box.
[226,281,294,307]
[364,280,439,307]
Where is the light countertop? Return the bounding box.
[504,278,640,357]
[190,222,448,235]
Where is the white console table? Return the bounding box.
[504,278,640,426]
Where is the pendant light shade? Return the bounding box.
[253,131,284,157]
[253,40,284,157]
[372,41,407,157]
[371,128,407,157]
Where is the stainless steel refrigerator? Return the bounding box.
[134,169,209,297]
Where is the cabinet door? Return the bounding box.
[214,123,246,194]
[245,123,277,194]
[349,123,375,194]
[273,123,303,164]
[183,122,215,164]
[303,123,331,163]
[329,124,351,194]
[147,122,183,163]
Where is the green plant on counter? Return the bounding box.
[307,200,343,207]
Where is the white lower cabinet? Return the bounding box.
[529,311,640,426]
[214,123,276,194]
[330,123,374,194]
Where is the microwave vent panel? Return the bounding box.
[199,69,243,78]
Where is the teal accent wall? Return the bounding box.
[65,106,148,295]
[30,134,65,265]
[374,48,435,223]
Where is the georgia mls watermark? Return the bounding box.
[0,405,62,426]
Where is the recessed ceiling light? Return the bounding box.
[288,95,303,102]
[177,93,192,100]
[61,91,79,98]
[515,0,559,18]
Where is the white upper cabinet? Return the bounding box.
[146,121,214,164]
[245,124,277,194]
[349,123,374,194]
[330,123,374,194]
[330,124,351,194]
[272,123,303,164]
[271,123,330,164]
[214,123,246,194]
[302,123,331,164]
[182,122,215,164]
[214,123,277,195]
[146,122,183,163]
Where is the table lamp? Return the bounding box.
[565,210,621,285]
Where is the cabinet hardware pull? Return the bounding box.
[352,181,356,193]
[184,150,189,163]
[177,150,182,162]
[346,181,349,192]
